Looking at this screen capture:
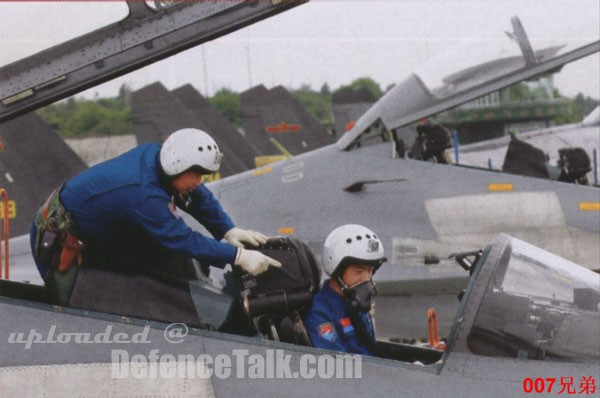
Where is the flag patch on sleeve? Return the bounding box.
[318,323,337,342]
[339,317,354,334]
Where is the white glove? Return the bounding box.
[234,248,282,276]
[224,227,268,248]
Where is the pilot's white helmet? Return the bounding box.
[322,224,386,277]
[160,128,223,176]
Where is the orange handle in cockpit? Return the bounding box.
[428,308,445,351]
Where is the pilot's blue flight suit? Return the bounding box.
[31,143,237,278]
[303,280,374,355]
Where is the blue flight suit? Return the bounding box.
[303,280,374,355]
[31,143,237,278]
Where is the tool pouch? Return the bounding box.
[59,232,85,272]
[38,227,60,265]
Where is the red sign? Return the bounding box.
[265,122,302,134]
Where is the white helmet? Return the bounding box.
[322,224,386,277]
[160,128,224,176]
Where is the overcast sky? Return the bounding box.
[1,0,599,100]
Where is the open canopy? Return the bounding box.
[337,16,599,150]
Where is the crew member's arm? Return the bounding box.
[125,191,237,267]
[125,189,280,274]
[184,185,268,248]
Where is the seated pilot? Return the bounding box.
[303,224,386,355]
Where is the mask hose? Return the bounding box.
[336,277,378,349]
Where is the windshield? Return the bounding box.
[468,237,600,361]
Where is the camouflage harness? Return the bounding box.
[34,186,85,304]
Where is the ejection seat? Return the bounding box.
[228,237,321,346]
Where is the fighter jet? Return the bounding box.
[200,17,600,286]
[3,6,599,339]
[1,234,598,396]
[165,16,598,338]
[0,2,598,395]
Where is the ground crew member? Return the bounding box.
[30,128,280,304]
[303,224,386,355]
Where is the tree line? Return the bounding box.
[37,78,598,139]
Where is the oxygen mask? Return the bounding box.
[338,277,378,313]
